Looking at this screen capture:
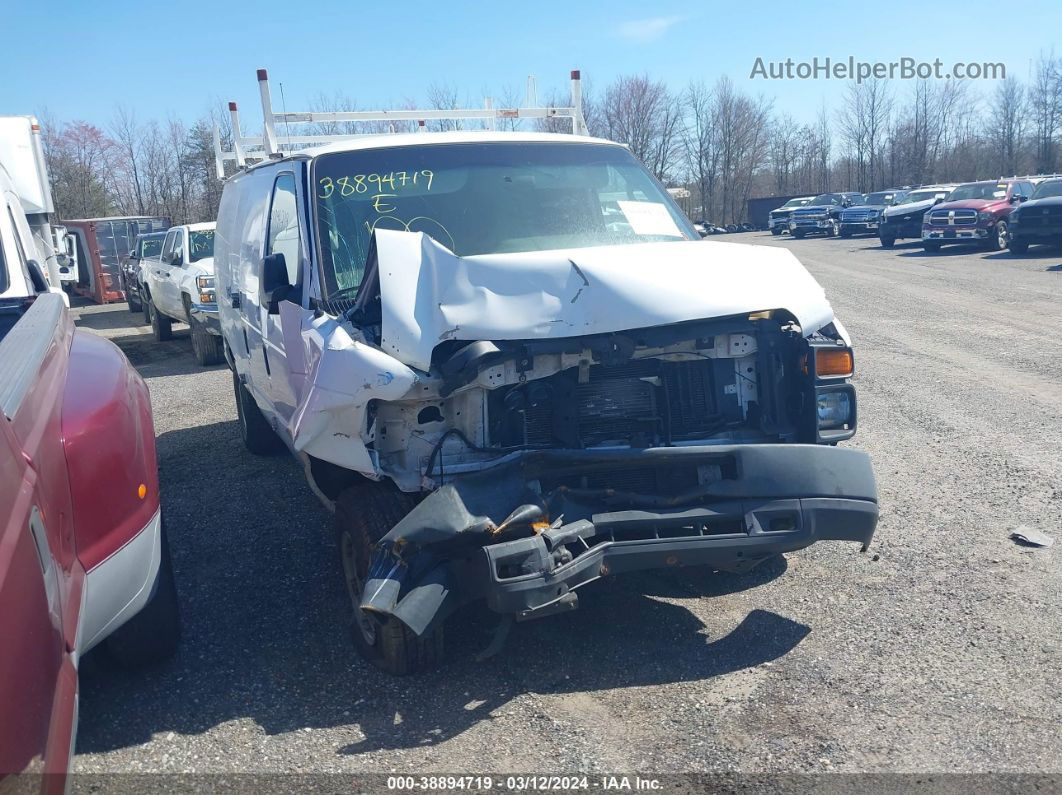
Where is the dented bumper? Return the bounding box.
[361,444,878,635]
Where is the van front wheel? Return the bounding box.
[232,370,285,455]
[335,484,443,675]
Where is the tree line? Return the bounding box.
[38,52,1062,225]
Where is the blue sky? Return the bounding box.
[3,0,1059,130]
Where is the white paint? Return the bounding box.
[282,308,417,472]
[374,229,835,372]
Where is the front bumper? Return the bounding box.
[189,303,221,334]
[768,215,790,229]
[880,219,921,238]
[840,221,879,233]
[362,444,878,633]
[790,218,833,233]
[922,225,989,241]
[1010,224,1062,243]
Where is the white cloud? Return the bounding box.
[614,15,684,43]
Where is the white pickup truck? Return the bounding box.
[142,222,224,365]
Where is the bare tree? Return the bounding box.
[110,107,145,215]
[601,74,679,180]
[1030,52,1062,174]
[426,82,464,132]
[682,81,718,219]
[986,80,1028,176]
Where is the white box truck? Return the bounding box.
[0,115,73,289]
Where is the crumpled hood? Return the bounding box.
[373,230,835,372]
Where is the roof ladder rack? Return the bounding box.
[213,68,588,178]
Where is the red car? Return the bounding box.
[921,178,1036,251]
[0,174,179,788]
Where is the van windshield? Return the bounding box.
[140,237,163,258]
[313,142,696,294]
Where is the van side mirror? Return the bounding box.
[1014,194,1028,203]
[262,252,291,314]
[933,197,945,205]
[26,259,49,293]
[171,251,183,267]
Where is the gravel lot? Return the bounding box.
[70,233,1061,777]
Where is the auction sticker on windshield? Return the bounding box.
[617,201,683,237]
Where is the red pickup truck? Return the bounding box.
[0,173,179,788]
[921,178,1036,251]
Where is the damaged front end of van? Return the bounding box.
[278,229,878,641]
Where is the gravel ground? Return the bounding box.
[69,233,1061,778]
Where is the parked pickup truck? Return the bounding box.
[214,130,879,675]
[788,192,865,238]
[0,173,179,787]
[120,230,167,317]
[768,196,814,235]
[1007,177,1062,254]
[877,185,957,248]
[142,222,224,365]
[921,178,1034,251]
[838,190,906,238]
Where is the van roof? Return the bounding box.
[248,130,623,170]
[185,222,216,231]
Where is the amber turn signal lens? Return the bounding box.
[816,349,854,378]
[137,484,147,499]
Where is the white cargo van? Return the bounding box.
[212,73,878,675]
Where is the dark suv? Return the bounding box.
[120,231,167,314]
[1007,178,1062,253]
[921,179,1034,251]
[788,193,865,238]
[878,185,958,248]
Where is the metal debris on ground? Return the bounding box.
[1010,526,1055,548]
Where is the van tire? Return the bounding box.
[149,301,173,341]
[335,484,443,676]
[879,234,896,248]
[232,369,285,455]
[190,318,224,366]
[104,522,181,668]
[922,242,941,252]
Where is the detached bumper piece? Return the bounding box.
[486,494,875,620]
[361,444,878,634]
